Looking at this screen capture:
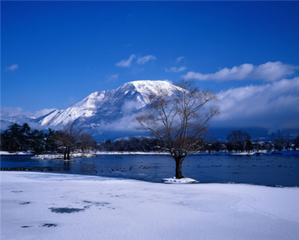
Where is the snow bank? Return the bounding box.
[0,151,14,155]
[230,152,256,156]
[1,172,299,240]
[31,153,95,160]
[0,151,33,155]
[95,151,169,155]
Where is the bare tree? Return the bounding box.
[136,80,220,179]
[78,133,96,152]
[226,130,251,152]
[54,123,83,160]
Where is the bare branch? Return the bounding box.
[135,79,220,179]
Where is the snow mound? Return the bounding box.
[162,177,198,184]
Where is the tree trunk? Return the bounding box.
[175,157,184,179]
[67,148,70,160]
[63,151,67,160]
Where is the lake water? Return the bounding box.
[1,154,299,187]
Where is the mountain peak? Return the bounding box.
[36,80,180,129]
[128,80,174,88]
[119,80,179,97]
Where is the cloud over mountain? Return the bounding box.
[1,107,28,118]
[182,61,298,82]
[213,77,299,129]
[1,107,57,120]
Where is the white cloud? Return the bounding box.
[121,101,144,116]
[96,115,137,132]
[116,54,136,67]
[0,107,57,120]
[137,55,156,65]
[33,108,57,118]
[176,56,184,63]
[5,64,19,71]
[1,107,30,118]
[0,107,59,130]
[182,61,298,82]
[250,61,298,81]
[107,74,119,82]
[116,54,156,68]
[165,66,187,73]
[212,77,299,129]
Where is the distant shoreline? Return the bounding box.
[1,150,299,159]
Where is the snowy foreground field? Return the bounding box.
[1,172,299,240]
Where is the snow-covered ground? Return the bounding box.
[1,172,299,240]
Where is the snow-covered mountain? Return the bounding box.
[37,80,181,136]
[3,80,299,141]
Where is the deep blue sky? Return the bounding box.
[1,1,299,129]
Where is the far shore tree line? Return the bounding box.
[1,122,299,180]
[0,123,97,160]
[99,130,299,153]
[1,123,299,156]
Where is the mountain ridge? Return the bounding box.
[38,80,180,129]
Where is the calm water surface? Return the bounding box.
[1,154,299,186]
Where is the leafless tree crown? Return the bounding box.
[136,80,220,159]
[54,123,95,159]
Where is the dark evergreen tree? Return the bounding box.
[20,123,31,150]
[30,129,45,153]
[45,128,57,152]
[2,124,22,151]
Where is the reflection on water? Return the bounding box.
[1,154,299,186]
